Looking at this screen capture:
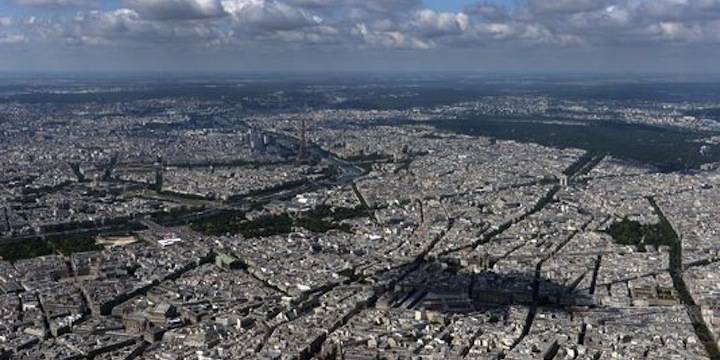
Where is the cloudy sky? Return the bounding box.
[0,0,719,73]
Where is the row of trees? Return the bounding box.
[191,205,367,238]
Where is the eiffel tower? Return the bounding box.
[294,117,307,167]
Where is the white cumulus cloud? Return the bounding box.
[120,0,227,21]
